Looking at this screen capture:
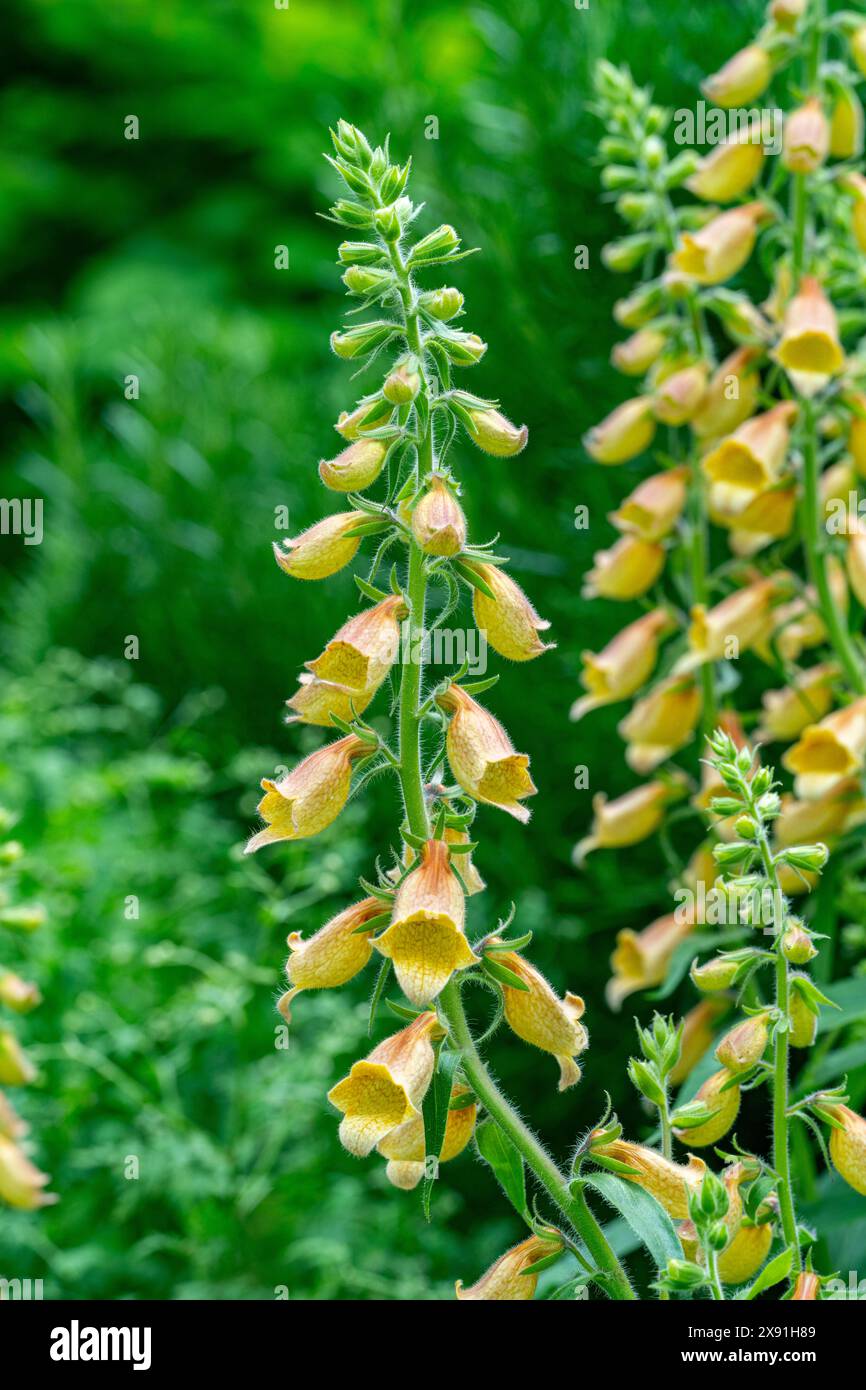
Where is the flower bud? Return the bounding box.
[613,283,665,329]
[334,396,393,440]
[830,87,864,159]
[584,396,656,465]
[330,321,396,360]
[782,696,866,800]
[373,202,404,242]
[570,607,673,721]
[617,676,702,774]
[377,1083,476,1190]
[0,903,46,933]
[792,1271,820,1300]
[702,46,773,107]
[602,233,654,273]
[685,129,765,203]
[715,1013,770,1074]
[770,0,806,26]
[463,406,528,457]
[383,360,421,405]
[455,1234,562,1301]
[690,956,741,992]
[671,202,771,285]
[788,979,819,1048]
[278,897,384,1021]
[272,511,365,582]
[337,239,387,266]
[328,1011,443,1156]
[653,364,708,426]
[0,1028,36,1086]
[782,919,818,965]
[374,839,477,1005]
[823,1103,866,1195]
[576,778,687,866]
[0,972,41,1013]
[408,224,461,265]
[606,910,695,1010]
[341,264,393,296]
[674,1069,740,1147]
[244,734,371,853]
[611,327,667,376]
[488,942,588,1090]
[783,98,830,174]
[470,562,553,662]
[775,277,844,397]
[677,576,780,670]
[583,535,666,601]
[0,1136,56,1210]
[851,25,866,78]
[436,683,536,821]
[319,438,389,492]
[421,286,464,320]
[592,1138,706,1218]
[411,478,466,557]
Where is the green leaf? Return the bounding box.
[453,558,497,599]
[354,575,390,602]
[482,956,530,991]
[740,1246,793,1300]
[475,1117,529,1220]
[584,1172,683,1272]
[816,976,866,1032]
[367,958,391,1034]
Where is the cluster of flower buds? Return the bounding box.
[0,809,55,1212]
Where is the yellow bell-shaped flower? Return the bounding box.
[470,563,554,662]
[488,941,588,1091]
[455,1234,562,1301]
[377,1083,477,1189]
[327,1011,443,1157]
[244,734,370,852]
[606,910,695,1011]
[570,607,673,722]
[436,683,537,822]
[374,839,478,1005]
[277,896,384,1021]
[272,510,365,580]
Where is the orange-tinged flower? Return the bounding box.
[702,45,773,107]
[488,942,588,1090]
[692,347,762,442]
[327,1011,443,1157]
[782,697,866,799]
[244,734,370,853]
[783,98,830,174]
[575,777,686,864]
[830,87,864,159]
[436,683,536,822]
[617,676,701,773]
[471,563,553,662]
[374,839,478,1005]
[272,511,365,581]
[609,466,690,543]
[606,910,696,1010]
[611,327,667,376]
[776,277,844,396]
[583,396,656,464]
[319,438,388,492]
[570,607,673,721]
[465,407,528,457]
[411,478,466,556]
[715,1012,771,1074]
[774,779,862,847]
[714,480,798,557]
[583,535,666,601]
[757,663,838,743]
[377,1083,477,1189]
[686,130,765,203]
[653,364,708,426]
[825,1104,866,1195]
[702,402,798,490]
[677,576,780,671]
[306,594,405,694]
[674,1069,741,1147]
[0,1029,36,1086]
[284,673,375,728]
[277,896,384,1021]
[593,1138,706,1219]
[669,999,730,1086]
[0,1136,56,1210]
[671,203,771,285]
[455,1234,562,1301]
[392,827,486,896]
[792,1272,821,1300]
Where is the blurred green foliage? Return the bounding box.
[1,0,864,1298]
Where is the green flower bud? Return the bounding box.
[602,233,655,273]
[715,1012,770,1074]
[422,287,464,321]
[330,321,397,360]
[330,199,373,228]
[601,164,642,192]
[408,224,461,266]
[690,955,741,992]
[341,264,393,296]
[437,332,487,366]
[337,240,389,266]
[383,360,421,405]
[373,201,408,242]
[734,814,757,839]
[782,919,818,966]
[663,1258,706,1291]
[778,843,829,873]
[0,904,46,933]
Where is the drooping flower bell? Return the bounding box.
[606,910,695,1010]
[783,98,830,174]
[674,1069,741,1148]
[305,595,405,695]
[327,1011,443,1157]
[671,203,771,285]
[756,663,838,743]
[272,511,365,581]
[244,734,371,852]
[685,128,765,203]
[715,1163,774,1286]
[702,402,798,490]
[0,1136,56,1210]
[676,576,780,671]
[319,438,388,492]
[611,327,667,376]
[583,534,666,601]
[464,406,528,457]
[716,479,798,558]
[373,839,478,1005]
[775,277,844,397]
[277,896,385,1021]
[702,45,773,107]
[592,1137,705,1219]
[652,364,708,426]
[782,697,866,800]
[377,1083,476,1190]
[284,672,375,728]
[609,466,689,543]
[691,347,762,441]
[570,607,673,721]
[470,562,553,661]
[583,396,656,464]
[617,676,702,773]
[575,778,686,864]
[487,941,588,1090]
[411,477,467,556]
[436,683,536,822]
[714,1012,771,1074]
[824,1103,866,1195]
[455,1234,562,1301]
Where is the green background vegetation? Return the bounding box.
[1,0,864,1298]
